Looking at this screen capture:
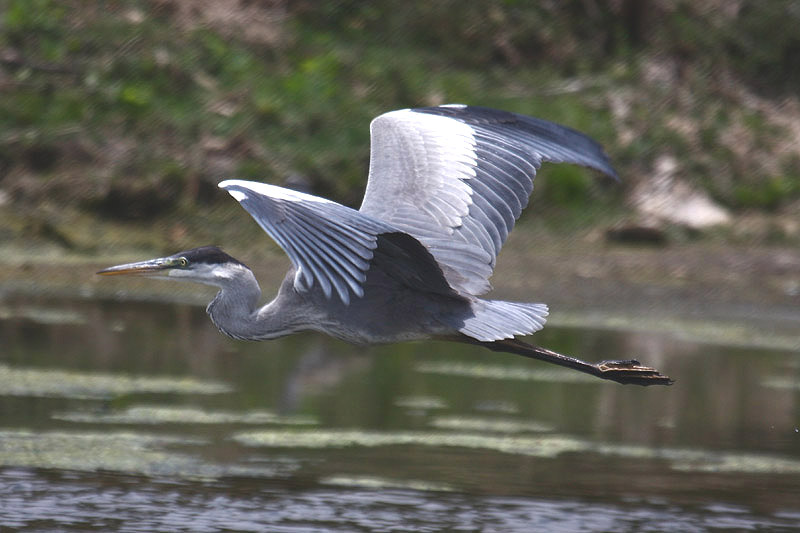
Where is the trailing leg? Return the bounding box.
[456,336,673,386]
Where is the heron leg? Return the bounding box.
[453,336,673,386]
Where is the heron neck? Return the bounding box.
[206,268,304,341]
[205,266,262,340]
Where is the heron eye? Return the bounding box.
[177,257,188,267]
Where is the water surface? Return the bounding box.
[1,296,799,532]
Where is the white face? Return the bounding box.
[166,261,250,288]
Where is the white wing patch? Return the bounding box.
[362,109,477,230]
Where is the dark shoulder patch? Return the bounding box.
[371,232,457,296]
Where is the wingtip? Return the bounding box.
[605,166,621,182]
[218,179,240,190]
[219,179,249,201]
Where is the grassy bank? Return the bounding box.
[1,1,799,255]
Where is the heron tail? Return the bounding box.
[458,300,548,342]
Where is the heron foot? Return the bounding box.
[595,359,674,386]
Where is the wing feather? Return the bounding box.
[471,157,523,216]
[360,105,618,295]
[292,216,371,275]
[220,179,395,305]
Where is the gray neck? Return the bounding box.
[206,268,305,341]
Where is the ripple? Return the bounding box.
[762,376,800,391]
[429,415,554,434]
[0,364,232,399]
[0,305,86,325]
[233,428,800,474]
[415,361,598,383]
[233,429,592,457]
[320,475,455,492]
[54,405,317,426]
[0,429,297,480]
[393,395,449,410]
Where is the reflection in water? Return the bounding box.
[0,296,799,531]
[278,339,372,414]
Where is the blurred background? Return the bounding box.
[1,2,799,532]
[1,0,799,256]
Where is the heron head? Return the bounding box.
[97,246,249,287]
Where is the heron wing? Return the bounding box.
[220,179,397,305]
[359,105,618,295]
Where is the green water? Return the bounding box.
[1,296,799,532]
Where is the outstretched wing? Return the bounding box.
[220,179,396,305]
[359,105,618,295]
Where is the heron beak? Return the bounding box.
[96,257,176,276]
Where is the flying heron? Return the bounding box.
[99,105,672,386]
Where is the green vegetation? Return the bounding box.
[0,1,798,251]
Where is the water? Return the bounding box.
[1,296,799,532]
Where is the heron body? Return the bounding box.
[99,105,672,385]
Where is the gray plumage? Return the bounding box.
[98,105,671,386]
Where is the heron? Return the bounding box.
[98,105,672,386]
